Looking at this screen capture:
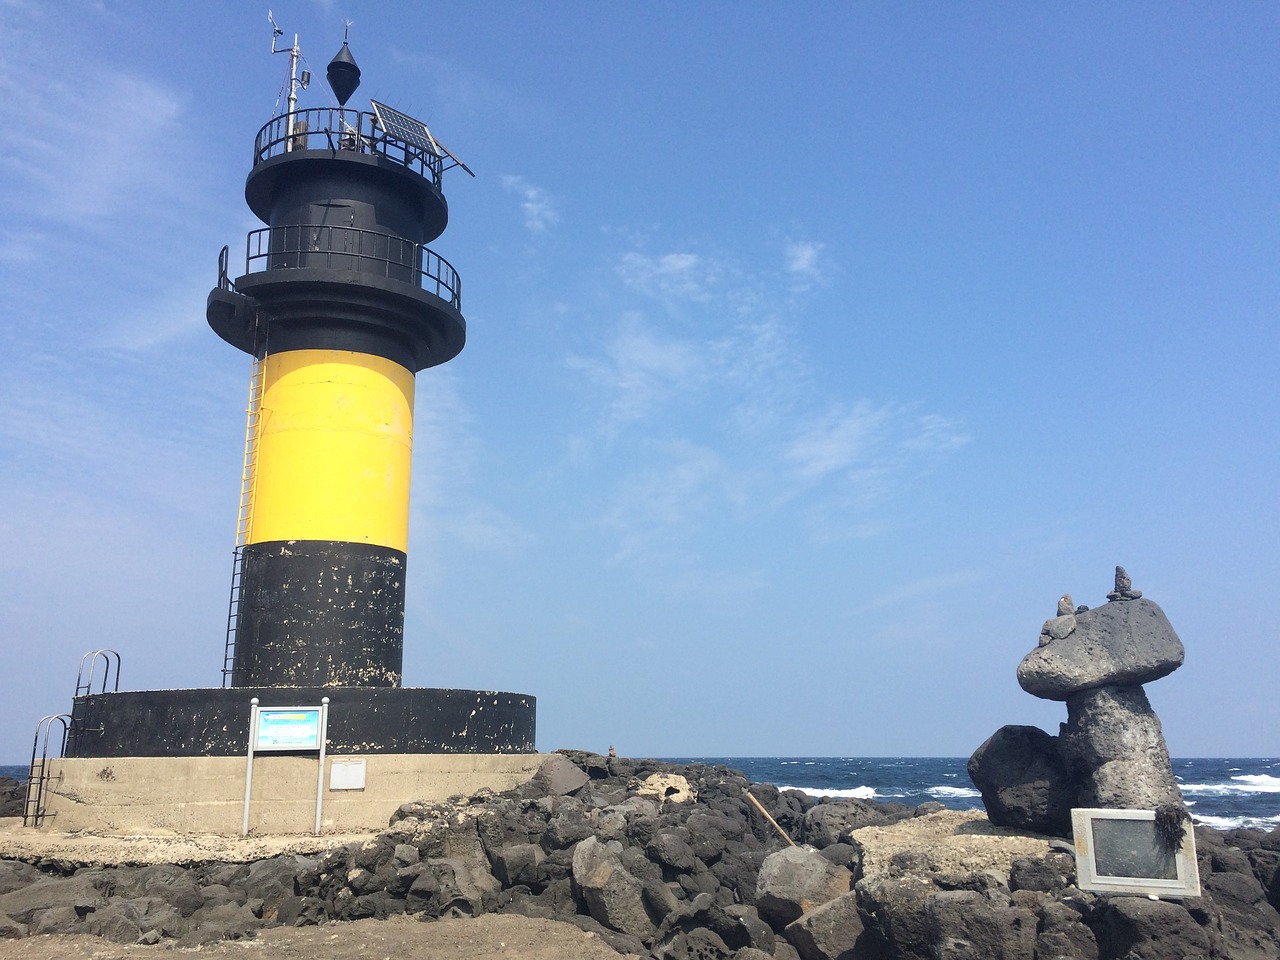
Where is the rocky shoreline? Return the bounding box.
[2,752,1280,959]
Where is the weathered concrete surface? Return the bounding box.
[32,754,546,836]
[0,817,368,866]
[849,810,1052,880]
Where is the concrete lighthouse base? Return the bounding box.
[33,686,540,835]
[33,752,547,835]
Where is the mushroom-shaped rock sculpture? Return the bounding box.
[1017,595,1184,701]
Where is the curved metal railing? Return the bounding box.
[243,224,461,310]
[252,108,444,186]
[74,649,121,698]
[25,714,70,827]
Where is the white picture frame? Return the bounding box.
[1071,807,1200,898]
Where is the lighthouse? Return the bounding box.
[39,28,537,832]
[207,34,465,690]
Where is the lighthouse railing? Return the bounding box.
[243,225,461,310]
[251,108,445,186]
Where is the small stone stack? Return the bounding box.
[970,567,1188,836]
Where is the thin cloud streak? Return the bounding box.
[500,174,559,232]
[785,239,825,286]
[564,242,970,564]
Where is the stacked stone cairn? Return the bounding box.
[4,745,1280,958]
[969,566,1188,837]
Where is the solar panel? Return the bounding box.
[370,100,441,157]
[370,99,474,177]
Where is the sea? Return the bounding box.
[666,757,1280,833]
[4,757,1277,833]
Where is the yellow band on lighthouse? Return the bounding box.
[247,349,415,551]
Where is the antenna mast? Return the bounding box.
[268,11,310,147]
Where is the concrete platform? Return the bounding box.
[34,753,547,836]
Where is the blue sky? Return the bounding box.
[1,1,1275,763]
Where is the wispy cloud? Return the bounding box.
[786,401,891,481]
[501,174,559,232]
[567,318,704,428]
[863,568,985,610]
[564,241,969,564]
[600,439,728,563]
[784,239,825,285]
[2,68,184,224]
[902,413,971,454]
[409,370,532,570]
[617,251,724,304]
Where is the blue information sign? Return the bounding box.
[254,707,323,751]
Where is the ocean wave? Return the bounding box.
[1192,812,1280,832]
[929,786,981,799]
[780,784,878,800]
[1180,775,1280,796]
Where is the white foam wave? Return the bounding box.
[1181,774,1280,796]
[929,785,981,799]
[1193,813,1280,832]
[780,784,877,800]
[1233,775,1280,792]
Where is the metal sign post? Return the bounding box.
[242,697,330,836]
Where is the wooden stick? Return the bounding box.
[746,790,796,846]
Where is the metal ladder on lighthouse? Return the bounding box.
[222,317,267,687]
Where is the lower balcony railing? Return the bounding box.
[244,225,461,309]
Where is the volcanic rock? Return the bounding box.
[1059,684,1183,810]
[532,753,589,797]
[1094,895,1212,959]
[1017,596,1183,700]
[0,779,24,819]
[571,835,656,938]
[755,846,852,930]
[968,725,1075,836]
[782,889,865,960]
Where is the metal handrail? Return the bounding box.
[25,714,70,828]
[251,108,445,186]
[243,225,462,310]
[74,649,121,699]
[217,244,235,292]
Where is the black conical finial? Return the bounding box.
[327,41,361,106]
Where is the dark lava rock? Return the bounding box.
[968,724,1075,836]
[923,889,1037,960]
[756,846,853,931]
[1094,896,1212,960]
[4,751,1280,960]
[802,799,895,848]
[0,778,24,819]
[783,889,866,960]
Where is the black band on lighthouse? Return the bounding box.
[232,540,406,688]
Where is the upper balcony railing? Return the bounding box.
[243,224,461,310]
[252,108,445,187]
